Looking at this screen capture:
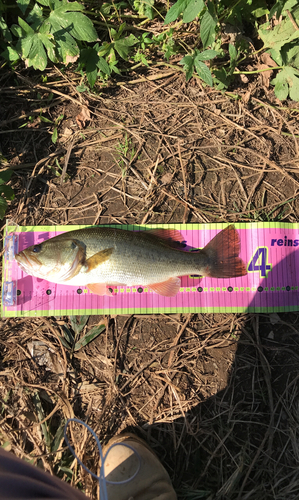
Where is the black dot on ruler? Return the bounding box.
[108,287,113,294]
[197,287,203,292]
[17,290,21,296]
[286,286,291,291]
[77,288,82,294]
[137,287,143,293]
[228,286,233,292]
[46,289,52,295]
[258,286,263,292]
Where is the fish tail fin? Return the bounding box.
[202,225,247,278]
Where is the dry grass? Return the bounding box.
[1,65,299,499]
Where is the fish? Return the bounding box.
[15,225,247,297]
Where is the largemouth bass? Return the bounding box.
[15,225,246,297]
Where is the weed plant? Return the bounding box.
[0,0,298,99]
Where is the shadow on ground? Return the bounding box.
[118,258,299,500]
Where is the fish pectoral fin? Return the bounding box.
[149,277,181,297]
[85,248,113,271]
[146,229,186,248]
[87,283,113,296]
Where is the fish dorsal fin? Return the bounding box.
[85,248,113,271]
[87,283,113,296]
[146,229,185,249]
[149,277,181,297]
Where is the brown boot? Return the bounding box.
[102,433,177,500]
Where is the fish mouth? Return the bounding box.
[15,251,41,276]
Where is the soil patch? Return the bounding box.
[1,69,299,499]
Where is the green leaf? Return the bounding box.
[273,79,289,100]
[1,46,19,62]
[0,170,13,185]
[20,34,33,58]
[110,61,121,74]
[17,0,31,15]
[229,44,237,62]
[282,42,299,69]
[76,84,88,92]
[182,0,205,23]
[213,67,231,90]
[114,35,137,59]
[59,0,85,11]
[79,47,99,87]
[57,334,71,349]
[110,27,117,38]
[268,48,282,66]
[259,15,299,54]
[43,3,97,64]
[194,59,213,86]
[251,6,269,18]
[269,0,285,19]
[26,35,48,70]
[57,466,73,480]
[10,24,23,38]
[18,16,34,34]
[100,3,113,15]
[51,420,66,452]
[164,0,188,24]
[0,16,12,42]
[52,127,58,144]
[282,0,299,14]
[87,68,97,87]
[0,185,15,201]
[70,315,89,335]
[97,42,111,57]
[271,66,299,101]
[74,324,105,351]
[39,32,56,62]
[60,12,97,41]
[48,17,79,61]
[179,54,195,81]
[79,47,111,85]
[26,3,44,29]
[289,74,299,100]
[61,325,74,346]
[115,22,126,40]
[48,9,97,42]
[133,0,155,20]
[200,10,216,49]
[196,49,218,61]
[134,51,149,66]
[40,115,53,123]
[97,56,110,75]
[0,196,8,219]
[36,0,50,5]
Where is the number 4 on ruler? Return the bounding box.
[247,247,272,278]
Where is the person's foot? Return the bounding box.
[102,433,177,500]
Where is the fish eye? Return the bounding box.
[33,244,42,253]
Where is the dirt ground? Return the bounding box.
[1,66,299,499]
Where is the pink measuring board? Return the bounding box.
[2,222,299,317]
